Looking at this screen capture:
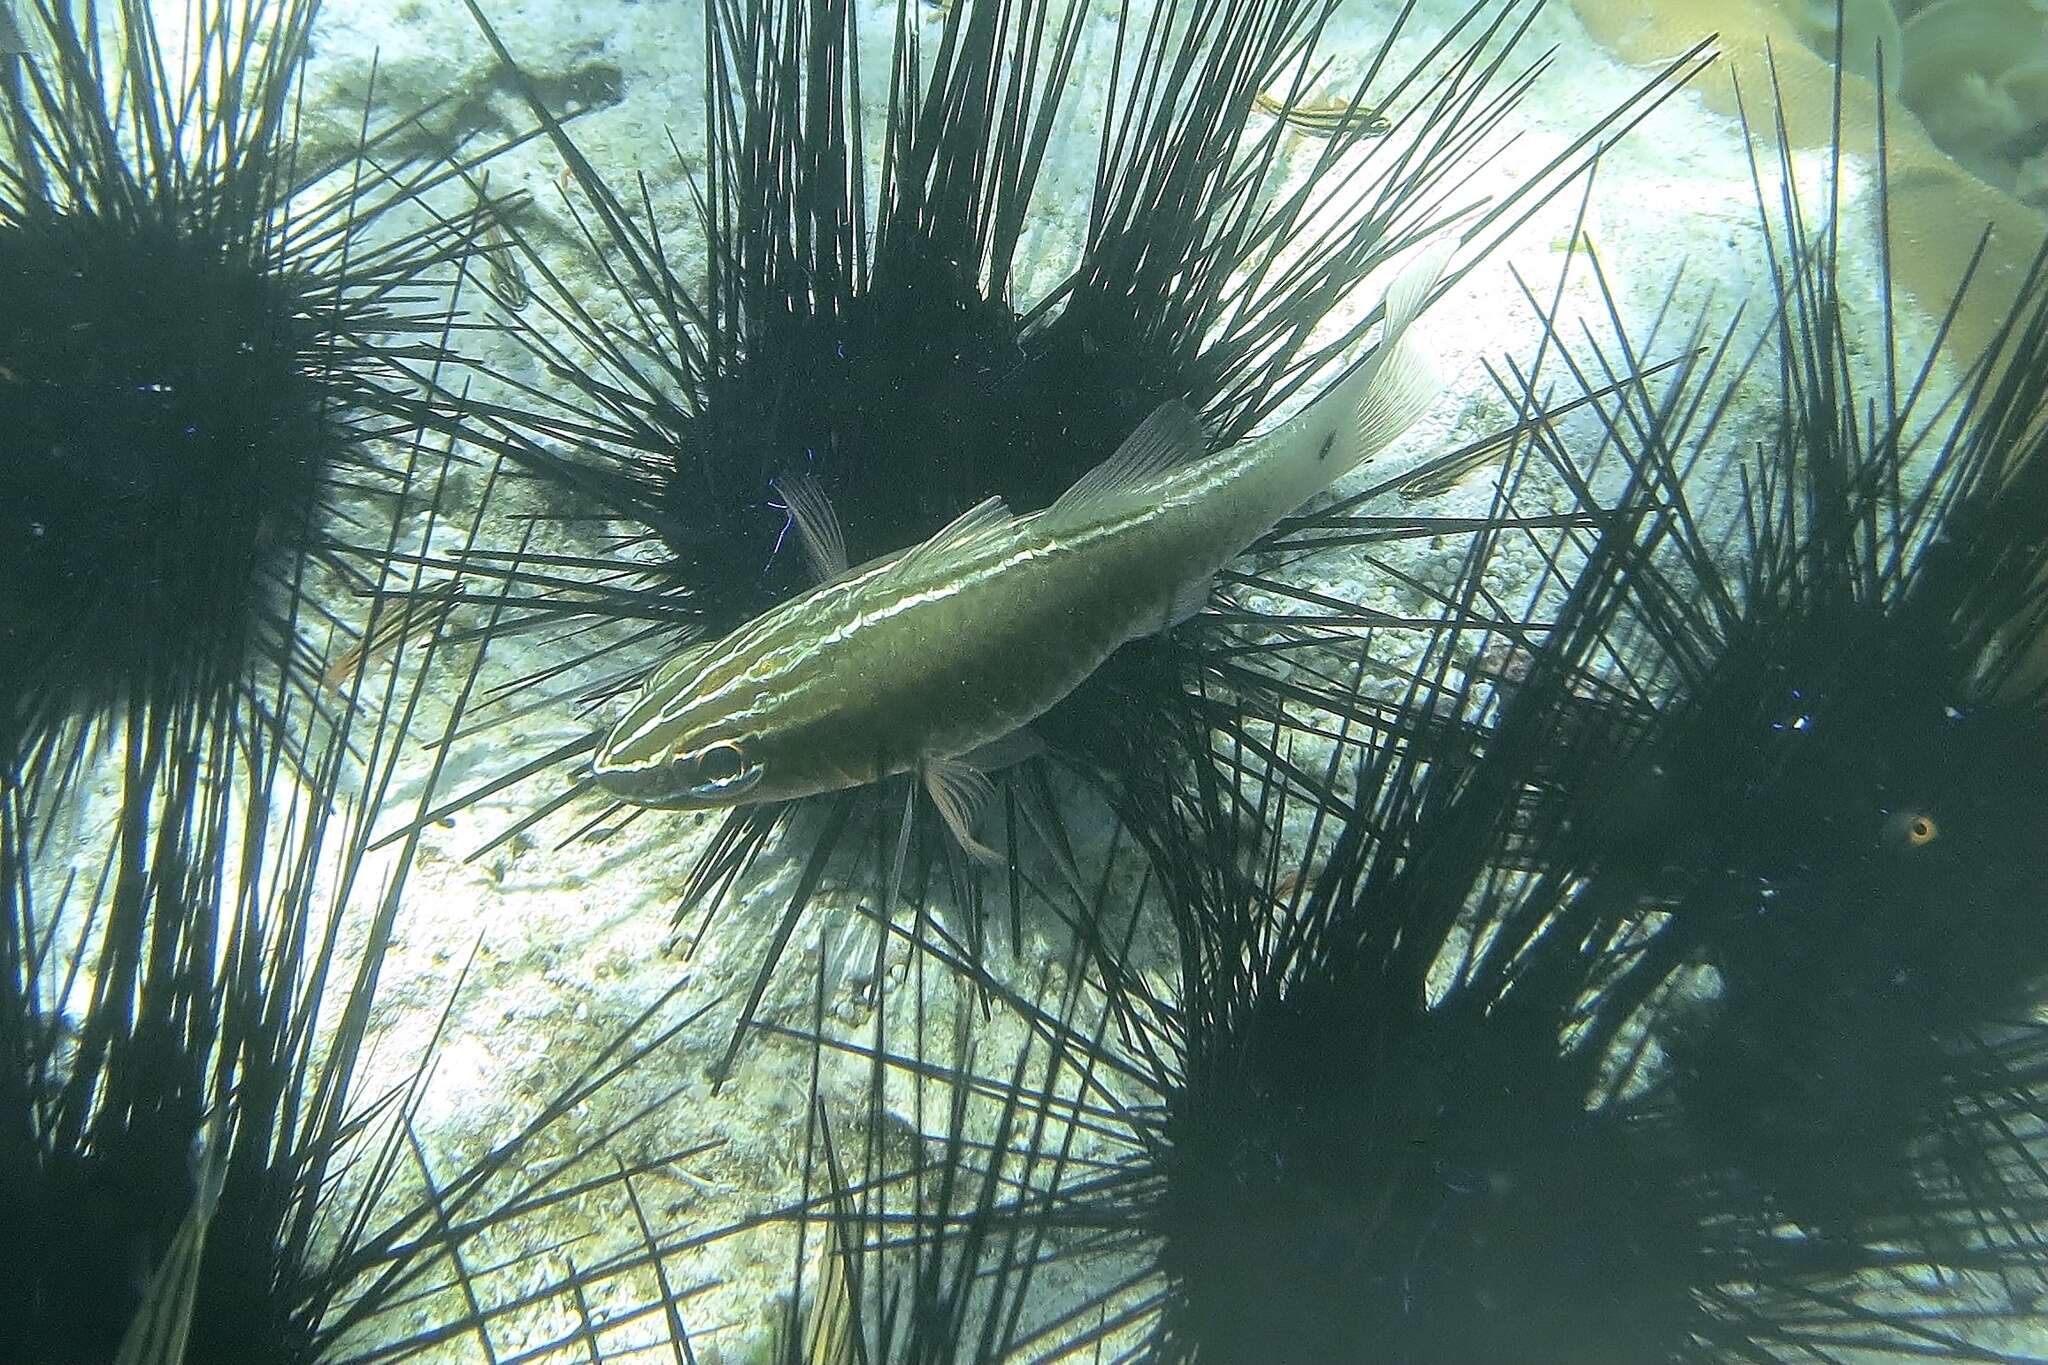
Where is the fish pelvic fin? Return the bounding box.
[924,754,1005,864]
[772,470,850,583]
[957,727,1047,773]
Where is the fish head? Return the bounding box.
[590,642,769,808]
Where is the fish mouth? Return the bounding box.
[588,749,766,809]
[586,757,706,809]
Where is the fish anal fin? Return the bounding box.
[1047,400,1210,519]
[771,471,850,584]
[924,755,1004,864]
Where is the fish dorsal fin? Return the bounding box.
[893,494,1016,576]
[771,471,850,583]
[1047,400,1210,519]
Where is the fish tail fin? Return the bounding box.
[1331,237,1453,474]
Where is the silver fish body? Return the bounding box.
[592,249,1445,811]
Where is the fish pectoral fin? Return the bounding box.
[1048,399,1210,519]
[924,756,1005,865]
[1123,573,1214,641]
[895,494,1018,576]
[771,470,850,582]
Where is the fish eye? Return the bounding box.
[1883,809,1939,848]
[696,740,747,784]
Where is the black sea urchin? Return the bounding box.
[0,3,730,1356]
[1529,74,2048,1242]
[3,451,728,1360]
[0,0,482,790]
[832,480,2048,1363]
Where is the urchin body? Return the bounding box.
[0,211,325,717]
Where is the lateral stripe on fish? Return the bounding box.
[592,242,1451,813]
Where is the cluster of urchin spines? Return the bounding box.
[0,0,713,1358]
[13,0,2048,1360]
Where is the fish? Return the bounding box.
[591,246,1449,855]
[113,1107,231,1365]
[801,1217,856,1365]
[474,170,532,310]
[321,580,458,693]
[1252,88,1393,138]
